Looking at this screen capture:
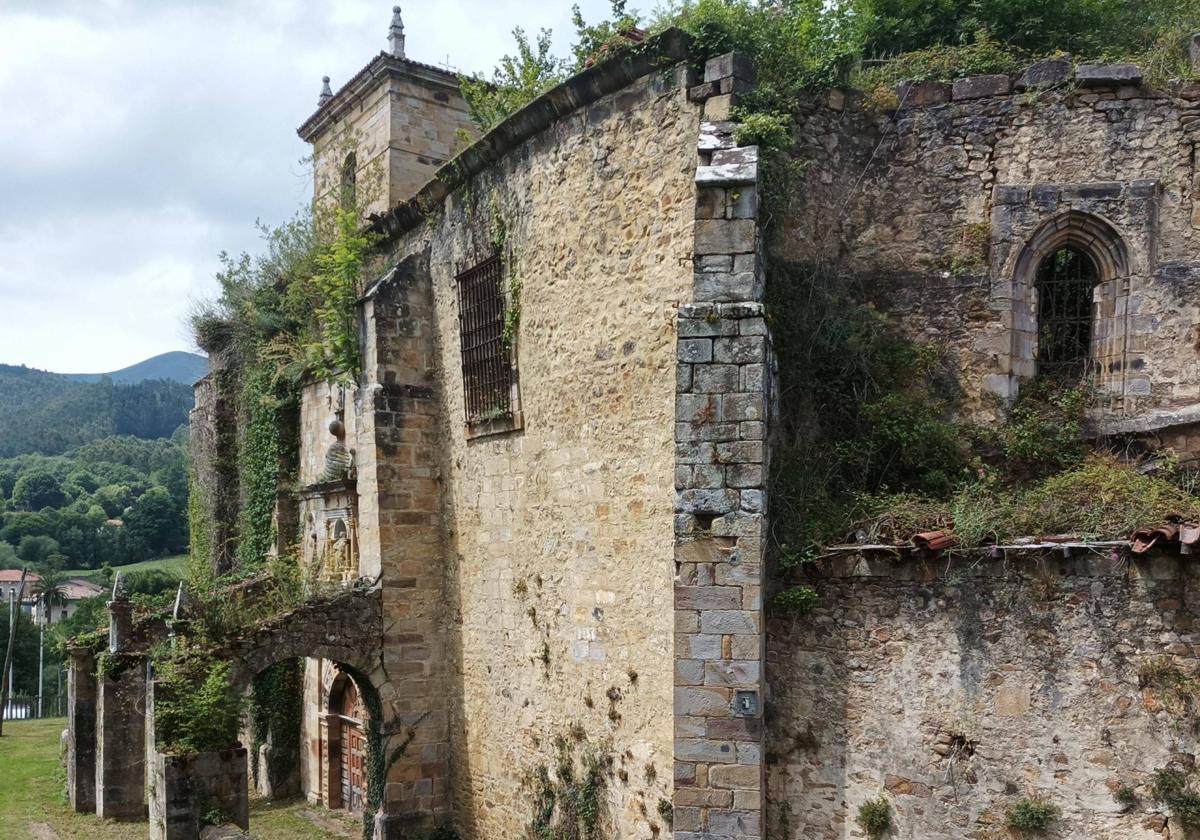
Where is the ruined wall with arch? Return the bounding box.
[777,74,1200,426]
[766,70,1200,838]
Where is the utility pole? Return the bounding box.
[36,604,44,719]
[0,568,28,735]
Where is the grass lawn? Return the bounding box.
[60,555,189,582]
[0,718,359,840]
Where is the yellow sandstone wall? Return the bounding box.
[378,65,702,836]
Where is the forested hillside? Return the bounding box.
[0,434,188,571]
[0,364,193,457]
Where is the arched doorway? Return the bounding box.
[326,670,367,812]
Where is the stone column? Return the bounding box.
[357,252,450,836]
[674,52,771,840]
[96,585,147,820]
[1191,33,1200,75]
[66,647,97,813]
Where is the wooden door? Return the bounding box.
[338,681,366,811]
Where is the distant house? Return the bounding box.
[0,570,39,612]
[31,578,105,625]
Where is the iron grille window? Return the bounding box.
[1035,247,1098,383]
[455,253,513,424]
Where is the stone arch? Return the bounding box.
[1008,210,1133,398]
[224,588,383,698]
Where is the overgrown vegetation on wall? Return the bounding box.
[249,657,303,787]
[765,261,1200,564]
[460,0,1200,136]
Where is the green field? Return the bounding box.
[60,555,190,583]
[0,718,359,839]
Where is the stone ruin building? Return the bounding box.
[63,9,1200,840]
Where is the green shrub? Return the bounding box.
[855,30,1027,87]
[855,794,892,839]
[1151,767,1200,827]
[733,112,792,151]
[773,586,818,615]
[1113,783,1137,809]
[154,649,244,754]
[1006,797,1059,835]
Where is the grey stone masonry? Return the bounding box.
[149,746,249,840]
[96,657,147,820]
[67,647,96,813]
[675,51,772,840]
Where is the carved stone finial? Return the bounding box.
[321,415,353,482]
[389,6,406,59]
[110,572,128,602]
[318,75,333,106]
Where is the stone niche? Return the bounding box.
[298,391,360,582]
[299,478,359,583]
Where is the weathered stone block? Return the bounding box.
[709,764,763,790]
[676,586,743,610]
[678,489,739,514]
[1016,56,1073,89]
[952,74,1011,100]
[676,686,729,720]
[699,610,759,634]
[713,336,765,364]
[704,94,735,121]
[678,338,714,364]
[707,807,762,834]
[694,219,757,255]
[695,271,762,302]
[1077,62,1143,86]
[704,52,756,84]
[703,659,761,686]
[895,81,951,107]
[693,364,740,393]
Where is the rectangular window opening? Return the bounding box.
[455,253,518,433]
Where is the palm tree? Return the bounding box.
[31,571,68,626]
[30,570,68,717]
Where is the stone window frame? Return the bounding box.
[990,184,1154,408]
[1012,209,1132,393]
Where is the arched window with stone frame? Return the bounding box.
[1007,210,1133,403]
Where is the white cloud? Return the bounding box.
[0,0,615,372]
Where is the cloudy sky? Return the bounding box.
[0,0,613,373]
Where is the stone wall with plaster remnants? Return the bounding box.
[766,550,1200,839]
[375,61,702,837]
[777,70,1200,427]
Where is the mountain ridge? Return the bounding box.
[61,350,208,385]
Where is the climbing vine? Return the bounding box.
[235,363,298,570]
[249,658,304,787]
[526,735,610,840]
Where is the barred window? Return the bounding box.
[455,253,515,427]
[1035,246,1098,383]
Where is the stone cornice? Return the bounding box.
[366,27,695,243]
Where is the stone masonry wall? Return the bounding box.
[767,550,1200,839]
[377,62,701,837]
[672,52,774,840]
[778,73,1200,424]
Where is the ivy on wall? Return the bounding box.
[249,657,304,788]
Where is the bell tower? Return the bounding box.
[298,7,476,216]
